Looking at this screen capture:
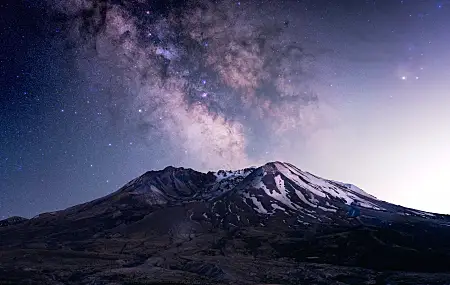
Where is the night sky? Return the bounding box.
[2,0,450,218]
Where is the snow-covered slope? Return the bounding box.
[202,168,255,198]
[198,161,441,228]
[329,180,377,200]
[205,162,389,227]
[52,161,442,230]
[2,164,450,285]
[119,162,379,209]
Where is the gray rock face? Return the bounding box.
[1,161,450,284]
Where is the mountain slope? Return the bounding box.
[1,161,450,285]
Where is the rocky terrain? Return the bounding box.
[1,161,450,284]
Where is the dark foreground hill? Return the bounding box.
[1,161,450,284]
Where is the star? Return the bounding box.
[4,0,450,221]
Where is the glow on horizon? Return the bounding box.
[301,82,450,215]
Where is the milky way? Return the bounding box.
[5,0,450,218]
[48,0,330,169]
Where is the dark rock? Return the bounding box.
[1,161,450,284]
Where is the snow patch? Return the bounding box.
[243,192,268,214]
[318,206,337,212]
[410,210,435,217]
[294,189,317,208]
[256,175,297,210]
[275,163,326,198]
[274,162,383,211]
[330,181,377,200]
[213,168,253,182]
[271,203,286,213]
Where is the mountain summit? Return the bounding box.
[63,161,437,230]
[1,161,450,284]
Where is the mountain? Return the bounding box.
[1,161,450,285]
[0,216,28,227]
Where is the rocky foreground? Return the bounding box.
[1,162,450,284]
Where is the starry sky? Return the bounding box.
[1,0,450,218]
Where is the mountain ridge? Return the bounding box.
[1,161,450,284]
[2,161,447,230]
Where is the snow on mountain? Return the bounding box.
[181,161,396,228]
[275,162,378,206]
[111,162,392,218]
[59,161,442,230]
[228,161,385,217]
[329,180,377,200]
[213,168,254,182]
[203,168,255,198]
[2,165,450,285]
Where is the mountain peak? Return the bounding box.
[0,216,28,227]
[58,161,442,233]
[2,162,450,285]
[117,161,426,218]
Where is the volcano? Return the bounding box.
[1,161,450,284]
